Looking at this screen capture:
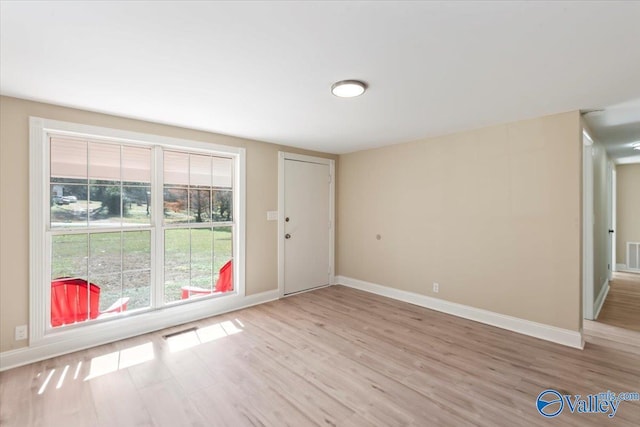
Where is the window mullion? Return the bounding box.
[151,146,165,308]
[119,145,124,307]
[188,154,192,290]
[86,233,91,323]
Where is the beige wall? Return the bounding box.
[0,96,336,353]
[591,140,611,296]
[337,111,582,331]
[616,164,640,265]
[0,95,585,354]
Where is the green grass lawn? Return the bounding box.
[51,201,152,225]
[51,227,232,312]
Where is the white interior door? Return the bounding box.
[583,135,595,320]
[282,156,332,295]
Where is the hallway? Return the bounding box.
[598,272,640,332]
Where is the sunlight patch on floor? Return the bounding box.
[166,319,243,353]
[84,342,154,381]
[34,318,245,394]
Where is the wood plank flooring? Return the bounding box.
[598,272,640,332]
[1,285,639,426]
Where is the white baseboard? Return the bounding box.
[616,265,640,273]
[0,289,279,372]
[336,275,584,349]
[594,280,610,320]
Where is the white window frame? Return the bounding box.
[29,117,246,351]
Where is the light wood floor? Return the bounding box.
[1,285,639,426]
[598,272,640,332]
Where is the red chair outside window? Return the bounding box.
[215,260,233,292]
[181,260,233,299]
[51,278,129,327]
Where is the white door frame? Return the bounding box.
[610,167,617,273]
[605,161,613,279]
[278,152,335,297]
[583,131,595,320]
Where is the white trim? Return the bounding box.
[279,152,334,166]
[606,161,614,280]
[152,146,164,307]
[611,168,617,273]
[278,153,285,298]
[278,152,335,297]
[615,155,640,165]
[582,137,595,320]
[336,276,584,349]
[237,148,247,297]
[0,289,278,372]
[29,117,245,155]
[29,117,48,344]
[328,159,335,286]
[594,280,610,320]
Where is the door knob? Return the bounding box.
[285,234,291,239]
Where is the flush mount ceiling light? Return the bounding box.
[331,80,367,98]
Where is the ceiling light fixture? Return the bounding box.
[331,80,367,98]
[632,142,640,151]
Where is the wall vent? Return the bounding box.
[627,242,640,270]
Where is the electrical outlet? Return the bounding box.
[433,282,439,293]
[15,325,28,341]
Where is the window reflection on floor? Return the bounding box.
[166,320,243,353]
[84,342,155,381]
[33,318,245,394]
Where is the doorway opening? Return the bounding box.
[597,162,640,332]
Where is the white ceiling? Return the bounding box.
[2,1,640,154]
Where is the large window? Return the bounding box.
[50,138,154,321]
[30,118,244,343]
[162,151,234,303]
